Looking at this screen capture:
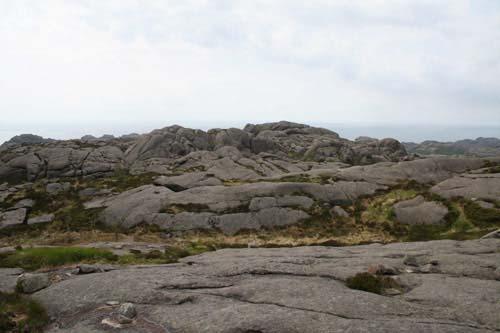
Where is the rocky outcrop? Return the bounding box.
[85,180,384,234]
[393,196,448,225]
[1,122,409,183]
[33,239,500,333]
[431,173,500,201]
[404,137,500,157]
[337,157,486,185]
[0,144,125,182]
[85,185,173,229]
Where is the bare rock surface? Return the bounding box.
[86,185,173,228]
[0,268,23,293]
[393,196,449,225]
[431,173,500,201]
[337,157,486,185]
[0,208,27,229]
[34,239,500,333]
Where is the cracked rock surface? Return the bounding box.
[34,238,500,333]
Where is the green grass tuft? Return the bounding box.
[464,201,500,227]
[0,247,118,271]
[345,272,399,295]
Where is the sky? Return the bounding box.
[1,0,499,143]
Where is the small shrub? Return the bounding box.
[406,224,446,242]
[345,272,398,295]
[0,291,49,332]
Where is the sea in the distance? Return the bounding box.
[1,123,499,145]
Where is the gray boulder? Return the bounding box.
[331,206,349,218]
[0,208,27,229]
[13,198,35,209]
[46,182,71,194]
[118,303,137,319]
[17,273,50,293]
[27,213,55,225]
[0,268,23,293]
[393,196,448,225]
[87,185,172,228]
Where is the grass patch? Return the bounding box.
[82,169,157,193]
[405,224,448,242]
[361,188,419,226]
[0,291,49,332]
[345,272,399,295]
[464,201,500,227]
[0,247,118,271]
[116,243,214,265]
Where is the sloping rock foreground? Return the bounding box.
[35,239,499,333]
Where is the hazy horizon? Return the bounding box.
[2,121,499,145]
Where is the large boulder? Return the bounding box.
[17,273,50,293]
[393,196,448,225]
[125,126,211,164]
[86,185,172,228]
[0,208,27,229]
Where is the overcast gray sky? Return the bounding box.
[1,0,499,142]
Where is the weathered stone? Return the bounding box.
[118,303,136,319]
[0,268,23,293]
[331,206,349,218]
[78,188,98,198]
[27,214,55,225]
[87,185,172,228]
[0,208,27,229]
[17,273,50,293]
[338,157,485,185]
[431,174,500,201]
[78,264,101,274]
[46,182,71,194]
[154,172,222,190]
[13,199,35,209]
[393,196,448,225]
[0,246,16,255]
